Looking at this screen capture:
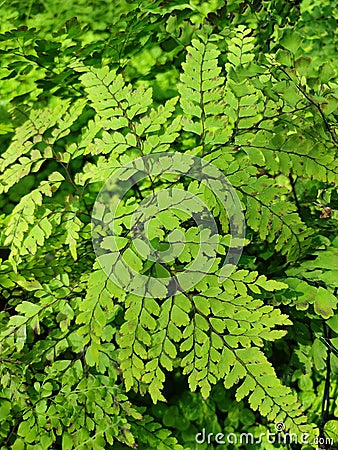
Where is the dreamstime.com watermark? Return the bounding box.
[195,423,334,447]
[92,152,246,298]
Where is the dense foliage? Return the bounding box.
[0,1,337,449]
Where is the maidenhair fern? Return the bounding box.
[0,5,337,449]
[71,35,314,433]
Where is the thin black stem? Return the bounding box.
[289,173,302,219]
[319,322,331,439]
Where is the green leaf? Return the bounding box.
[311,338,327,371]
[324,420,338,443]
[327,314,338,333]
[172,304,190,327]
[16,301,41,317]
[314,287,336,319]
[0,400,11,421]
[85,344,100,367]
[224,361,246,388]
[280,29,303,54]
[123,248,143,272]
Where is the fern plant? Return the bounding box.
[0,1,337,449]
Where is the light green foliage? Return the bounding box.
[0,1,337,449]
[178,36,231,148]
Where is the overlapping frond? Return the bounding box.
[111,268,309,434]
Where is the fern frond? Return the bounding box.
[238,113,338,184]
[72,63,180,166]
[178,37,232,154]
[224,26,263,131]
[76,268,122,347]
[3,172,64,269]
[115,268,309,433]
[223,26,338,184]
[64,214,82,261]
[283,279,337,318]
[0,99,85,193]
[131,415,184,450]
[279,245,338,317]
[229,174,312,260]
[287,244,338,290]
